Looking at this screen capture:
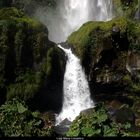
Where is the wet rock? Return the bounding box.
[108,100,123,109]
[59,118,71,126]
[54,118,71,136]
[126,51,140,79]
[113,106,135,125]
[80,108,94,116]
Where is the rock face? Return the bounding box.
[54,118,71,136]
[113,0,138,18]
[0,7,66,113]
[107,101,135,125]
[0,0,12,8]
[68,17,140,104]
[113,106,135,124]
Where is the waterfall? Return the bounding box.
[56,45,94,125]
[35,0,113,43]
[34,0,113,125]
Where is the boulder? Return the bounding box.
[80,108,94,116]
[113,106,135,124]
[54,118,71,136]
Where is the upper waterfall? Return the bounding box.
[35,0,113,43]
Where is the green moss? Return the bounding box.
[0,7,24,19]
[0,7,43,29]
[68,17,140,84]
[42,46,65,80]
[7,71,43,101]
[68,17,128,59]
[113,0,138,18]
[0,7,63,104]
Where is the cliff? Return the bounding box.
[0,7,66,113]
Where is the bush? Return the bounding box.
[7,70,43,101]
[0,98,54,136]
[67,103,139,137]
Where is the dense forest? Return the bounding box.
[1,0,140,137]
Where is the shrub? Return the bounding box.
[7,70,43,101]
[67,103,138,137]
[0,98,54,136]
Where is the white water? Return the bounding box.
[35,0,113,43]
[56,45,94,125]
[34,0,113,125]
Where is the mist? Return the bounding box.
[33,0,113,43]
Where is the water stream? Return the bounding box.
[56,45,94,125]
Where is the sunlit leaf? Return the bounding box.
[17,103,27,114]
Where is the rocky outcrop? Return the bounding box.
[113,0,138,18]
[0,7,66,113]
[68,17,140,105]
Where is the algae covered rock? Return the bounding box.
[0,7,66,112]
[113,0,138,18]
[68,17,128,74]
[68,17,140,102]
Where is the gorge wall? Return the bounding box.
[0,7,66,113]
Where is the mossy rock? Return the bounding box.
[68,17,129,76]
[113,0,138,18]
[68,17,140,75]
[68,17,128,58]
[0,7,66,109]
[0,7,24,19]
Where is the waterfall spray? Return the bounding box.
[35,0,113,43]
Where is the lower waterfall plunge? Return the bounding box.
[56,45,94,125]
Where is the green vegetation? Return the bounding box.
[0,6,64,134]
[0,0,140,138]
[0,7,65,110]
[67,103,140,137]
[68,17,127,58]
[67,5,140,136]
[68,17,130,75]
[7,71,43,101]
[113,0,138,18]
[0,98,54,136]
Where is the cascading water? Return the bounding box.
[35,0,113,43]
[34,0,113,126]
[56,45,94,125]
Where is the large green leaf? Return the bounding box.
[81,127,94,136]
[17,103,27,114]
[67,129,80,137]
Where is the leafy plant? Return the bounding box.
[67,103,134,137]
[0,98,54,136]
[7,70,43,101]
